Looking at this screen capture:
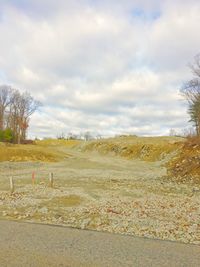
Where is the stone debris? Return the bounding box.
[0,183,199,245]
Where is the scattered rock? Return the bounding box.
[38,207,48,214]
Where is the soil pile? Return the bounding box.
[167,137,200,184]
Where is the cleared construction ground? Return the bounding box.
[0,136,199,245]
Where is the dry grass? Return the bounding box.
[0,139,82,162]
[0,145,58,162]
[36,139,81,147]
[0,142,67,162]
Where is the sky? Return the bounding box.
[0,0,200,138]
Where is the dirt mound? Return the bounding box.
[82,136,183,162]
[167,137,200,184]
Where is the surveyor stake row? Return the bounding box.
[9,172,54,194]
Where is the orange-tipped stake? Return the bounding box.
[32,171,35,185]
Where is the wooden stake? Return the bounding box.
[10,176,14,194]
[32,171,35,185]
[49,172,54,188]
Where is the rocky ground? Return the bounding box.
[0,143,199,245]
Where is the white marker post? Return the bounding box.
[10,176,14,194]
[49,172,54,188]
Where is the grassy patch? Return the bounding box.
[44,195,83,208]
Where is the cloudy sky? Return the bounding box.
[0,0,200,138]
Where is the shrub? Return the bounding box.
[0,128,14,143]
[0,130,4,142]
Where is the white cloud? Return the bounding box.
[0,0,197,138]
[145,1,200,70]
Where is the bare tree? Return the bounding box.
[169,128,177,137]
[17,92,41,142]
[0,85,12,130]
[181,54,200,136]
[8,90,23,143]
[83,131,92,141]
[0,85,41,143]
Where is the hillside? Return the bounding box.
[81,135,200,184]
[81,136,184,162]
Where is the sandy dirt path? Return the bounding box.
[0,220,200,267]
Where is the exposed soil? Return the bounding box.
[167,137,200,184]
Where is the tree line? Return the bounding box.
[181,54,200,136]
[0,85,40,143]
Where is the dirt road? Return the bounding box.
[0,220,199,267]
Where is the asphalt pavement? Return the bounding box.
[0,220,199,267]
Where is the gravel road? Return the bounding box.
[0,220,200,267]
